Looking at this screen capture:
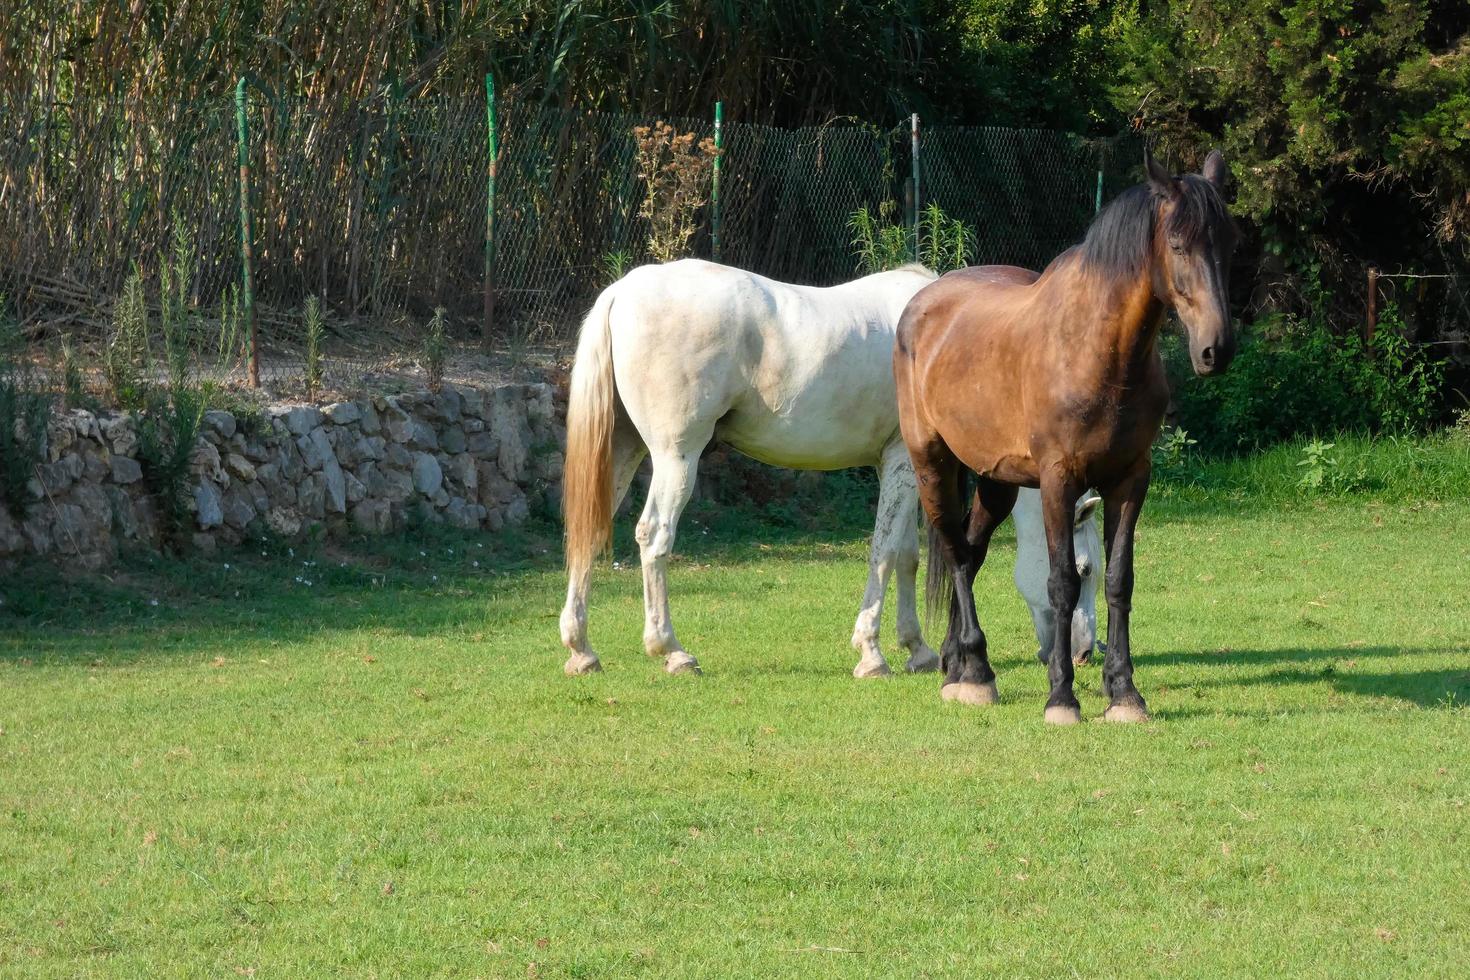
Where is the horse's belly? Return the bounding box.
[717,401,893,470]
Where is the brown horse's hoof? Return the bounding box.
[564,652,602,675]
[1103,701,1150,723]
[940,681,998,706]
[1043,704,1083,726]
[853,657,893,679]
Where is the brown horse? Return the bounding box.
[894,150,1237,725]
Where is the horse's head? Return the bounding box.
[1146,149,1239,376]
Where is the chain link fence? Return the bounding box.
[1,89,1139,393]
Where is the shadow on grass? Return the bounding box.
[0,508,895,664]
[1149,645,1470,710]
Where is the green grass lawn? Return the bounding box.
[2,462,1469,976]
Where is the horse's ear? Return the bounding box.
[1074,492,1102,526]
[1202,149,1228,191]
[1144,147,1176,200]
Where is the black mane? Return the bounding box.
[1078,174,1233,279]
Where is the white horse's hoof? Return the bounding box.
[1103,701,1150,723]
[905,648,941,673]
[853,658,892,679]
[564,651,602,675]
[1044,704,1084,726]
[940,681,998,706]
[664,651,701,675]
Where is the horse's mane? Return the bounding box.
[1078,174,1232,280]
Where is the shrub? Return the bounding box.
[633,121,718,262]
[1165,304,1448,455]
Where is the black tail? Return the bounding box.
[924,465,971,633]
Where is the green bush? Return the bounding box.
[1165,304,1447,455]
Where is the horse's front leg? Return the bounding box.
[1039,473,1086,725]
[638,449,702,675]
[1100,462,1152,722]
[928,475,1015,706]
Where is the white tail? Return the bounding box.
[562,286,618,581]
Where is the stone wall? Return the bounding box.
[0,382,565,569]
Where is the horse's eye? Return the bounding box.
[1168,238,1184,255]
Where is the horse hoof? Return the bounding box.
[853,658,892,679]
[904,648,941,674]
[1044,704,1083,726]
[940,681,998,706]
[1072,649,1093,667]
[564,652,602,675]
[664,651,701,676]
[1103,701,1150,723]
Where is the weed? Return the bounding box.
[633,121,717,262]
[136,385,207,542]
[303,296,325,398]
[422,306,448,393]
[105,270,150,410]
[848,206,912,274]
[1153,426,1200,483]
[600,248,635,285]
[850,202,974,274]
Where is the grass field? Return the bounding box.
[2,438,1469,977]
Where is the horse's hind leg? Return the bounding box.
[849,444,902,676]
[637,448,703,675]
[560,422,647,674]
[851,440,937,676]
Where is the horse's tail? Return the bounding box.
[924,465,970,631]
[563,285,618,583]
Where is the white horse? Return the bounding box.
[559,259,1100,677]
[1014,489,1103,665]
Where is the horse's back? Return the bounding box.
[606,260,929,468]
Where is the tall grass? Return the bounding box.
[1151,431,1470,506]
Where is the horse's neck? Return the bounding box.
[1092,268,1166,386]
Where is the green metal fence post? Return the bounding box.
[1096,169,1104,214]
[711,101,724,263]
[234,77,260,387]
[483,73,498,349]
[910,113,921,261]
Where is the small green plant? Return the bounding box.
[303,296,325,398]
[422,306,448,393]
[59,337,93,411]
[105,269,150,409]
[848,206,912,274]
[1296,439,1336,492]
[161,222,195,383]
[136,384,207,541]
[214,284,247,377]
[850,202,975,274]
[600,249,635,285]
[1295,439,1367,494]
[1153,426,1199,483]
[917,202,976,272]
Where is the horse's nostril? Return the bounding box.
[1201,346,1216,366]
